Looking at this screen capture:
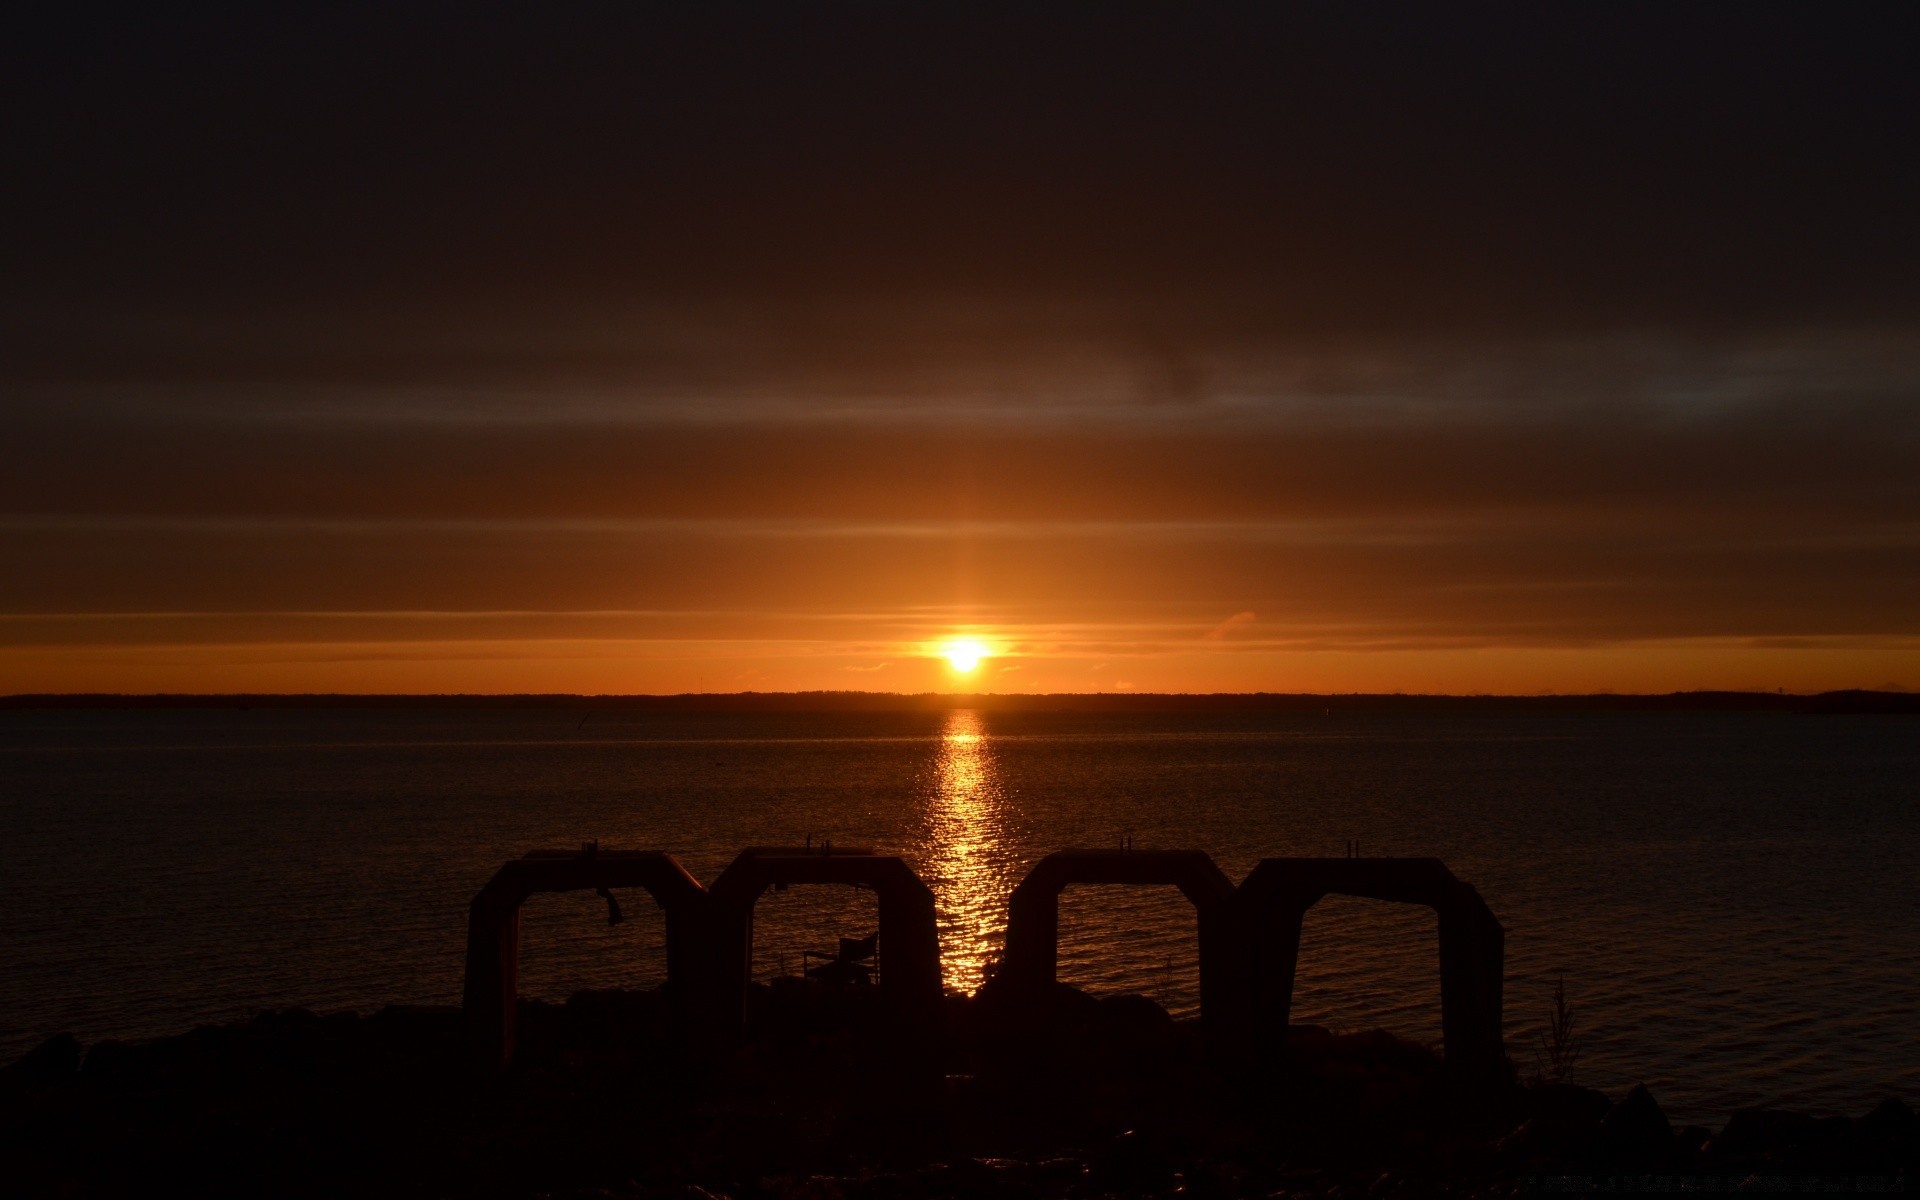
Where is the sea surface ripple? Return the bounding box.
[1,706,1915,1123]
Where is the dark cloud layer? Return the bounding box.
[9,352,1918,523]
[7,6,1920,334]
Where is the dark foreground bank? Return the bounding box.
[3,984,1913,1200]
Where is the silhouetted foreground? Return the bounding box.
[5,988,1914,1198]
[464,847,1505,1082]
[6,849,1916,1196]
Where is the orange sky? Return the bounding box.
[5,634,1917,697]
[5,332,1919,695]
[6,11,1919,695]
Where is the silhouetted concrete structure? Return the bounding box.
[462,848,707,1065]
[1237,857,1505,1075]
[461,845,1506,1075]
[709,846,944,1037]
[992,849,1245,1027]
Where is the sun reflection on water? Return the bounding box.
[916,708,1019,994]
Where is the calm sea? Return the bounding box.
[1,706,1915,1123]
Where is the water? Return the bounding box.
[1,704,1915,1123]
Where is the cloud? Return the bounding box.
[1204,611,1258,640]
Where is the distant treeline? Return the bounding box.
[3,690,1915,714]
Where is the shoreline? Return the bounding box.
[5,985,1913,1198]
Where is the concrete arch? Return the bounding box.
[462,848,707,1066]
[1237,857,1505,1075]
[991,849,1243,1026]
[708,846,944,1037]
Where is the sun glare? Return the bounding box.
[942,638,989,673]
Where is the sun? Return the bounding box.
[942,638,989,673]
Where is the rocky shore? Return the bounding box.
[3,985,1913,1198]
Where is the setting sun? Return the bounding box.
[942,638,990,673]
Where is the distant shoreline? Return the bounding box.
[4,689,1915,714]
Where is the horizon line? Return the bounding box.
[5,687,1914,709]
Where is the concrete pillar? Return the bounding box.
[708,847,945,1040]
[460,849,710,1068]
[1236,857,1506,1077]
[991,849,1245,1030]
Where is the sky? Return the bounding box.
[4,6,1919,695]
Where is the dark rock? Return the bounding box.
[1,977,1905,1198]
[772,1177,847,1200]
[969,980,1100,1039]
[922,1158,996,1200]
[1495,1116,1597,1169]
[1175,1156,1242,1200]
[1596,1083,1672,1164]
[1085,1129,1176,1196]
[1672,1124,1711,1160]
[3,1032,82,1082]
[79,1038,134,1078]
[1712,1105,1873,1167]
[1519,1082,1611,1126]
[1023,1157,1084,1195]
[1860,1096,1919,1160]
[1708,1108,1821,1165]
[1095,993,1176,1038]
